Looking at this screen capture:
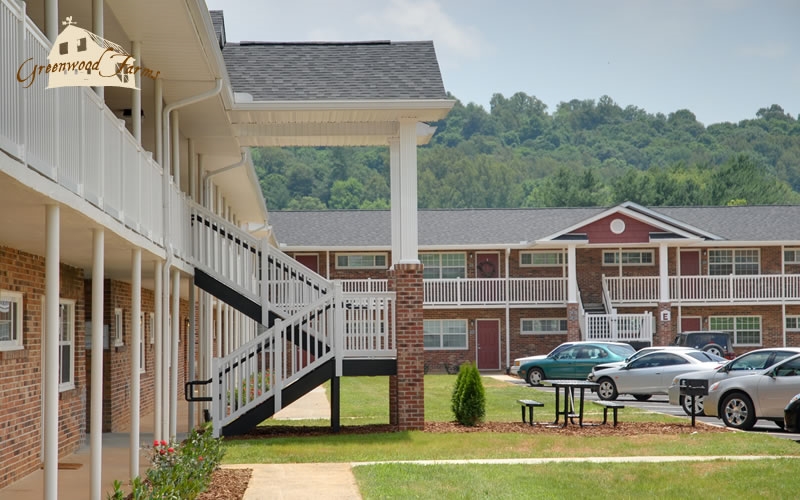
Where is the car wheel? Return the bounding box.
[597,378,618,401]
[680,395,706,416]
[703,344,724,357]
[633,394,652,402]
[526,368,544,387]
[720,392,757,430]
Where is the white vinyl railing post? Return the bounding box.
[210,357,220,438]
[334,281,344,377]
[273,319,283,413]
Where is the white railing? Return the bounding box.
[604,275,800,304]
[423,277,566,306]
[341,292,395,357]
[264,244,331,316]
[584,312,653,343]
[0,0,165,247]
[341,279,389,293]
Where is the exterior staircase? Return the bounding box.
[187,203,396,436]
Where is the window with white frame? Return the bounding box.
[602,250,654,266]
[335,253,387,269]
[785,249,800,264]
[0,291,23,350]
[708,249,760,275]
[420,253,466,279]
[521,318,568,335]
[59,300,75,391]
[710,316,761,346]
[786,316,800,331]
[423,319,467,350]
[520,251,566,267]
[114,308,124,346]
[139,312,146,374]
[149,312,155,345]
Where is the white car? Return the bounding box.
[591,346,696,374]
[704,354,800,430]
[587,349,724,401]
[667,347,800,416]
[509,341,631,377]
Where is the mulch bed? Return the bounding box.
[198,468,252,500]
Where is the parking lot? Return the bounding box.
[502,376,800,441]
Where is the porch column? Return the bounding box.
[566,245,580,341]
[172,111,181,189]
[161,267,171,440]
[44,0,57,41]
[130,249,141,480]
[388,263,425,430]
[657,242,672,345]
[92,0,103,99]
[90,229,104,500]
[188,283,196,430]
[43,205,59,500]
[170,269,180,438]
[153,260,163,442]
[388,137,400,265]
[131,41,142,143]
[394,120,419,264]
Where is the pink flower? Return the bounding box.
[167,447,175,454]
[160,440,167,446]
[159,449,166,455]
[198,456,204,462]
[153,440,160,447]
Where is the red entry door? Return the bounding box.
[680,250,700,275]
[476,319,500,370]
[295,254,319,273]
[475,253,499,279]
[681,317,702,332]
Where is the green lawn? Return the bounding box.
[223,374,800,498]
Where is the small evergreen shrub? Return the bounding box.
[451,362,486,426]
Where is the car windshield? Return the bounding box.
[687,351,725,362]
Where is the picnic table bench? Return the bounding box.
[517,399,544,425]
[592,400,625,426]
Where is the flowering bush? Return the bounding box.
[108,422,224,500]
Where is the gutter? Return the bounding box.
[203,149,249,209]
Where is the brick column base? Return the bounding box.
[388,263,425,430]
[567,303,581,342]
[656,303,673,346]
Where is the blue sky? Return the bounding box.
[205,0,800,125]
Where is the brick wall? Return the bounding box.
[0,246,85,489]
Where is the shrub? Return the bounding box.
[108,422,224,500]
[451,362,485,426]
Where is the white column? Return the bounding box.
[153,260,163,442]
[90,229,104,500]
[44,0,57,42]
[92,0,103,99]
[396,120,419,264]
[131,41,142,143]
[188,140,197,202]
[129,249,141,479]
[170,269,180,438]
[388,137,400,267]
[161,267,170,440]
[154,79,163,166]
[43,205,59,500]
[659,242,670,303]
[188,283,196,429]
[172,111,181,190]
[567,245,577,303]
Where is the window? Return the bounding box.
[0,291,23,350]
[149,312,155,345]
[59,300,75,391]
[787,316,800,331]
[785,249,800,264]
[520,251,566,267]
[114,308,124,346]
[335,253,387,269]
[423,319,467,350]
[708,249,759,275]
[710,316,762,346]
[521,318,567,335]
[602,250,654,266]
[139,312,146,374]
[420,253,466,279]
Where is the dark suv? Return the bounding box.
[671,331,735,359]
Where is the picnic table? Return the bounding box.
[541,379,599,427]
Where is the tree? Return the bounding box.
[451,362,485,426]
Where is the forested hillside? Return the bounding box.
[252,93,800,210]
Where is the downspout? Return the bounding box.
[159,78,222,438]
[203,149,250,208]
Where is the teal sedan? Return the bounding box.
[519,342,636,386]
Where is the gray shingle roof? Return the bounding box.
[269,206,800,249]
[221,41,447,101]
[209,10,225,49]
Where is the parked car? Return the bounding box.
[591,346,696,374]
[786,393,800,433]
[518,342,636,386]
[668,347,800,416]
[670,331,735,359]
[704,354,800,430]
[588,350,724,401]
[508,341,632,377]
